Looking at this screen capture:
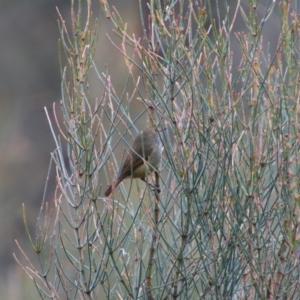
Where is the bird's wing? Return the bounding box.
[117,134,153,180]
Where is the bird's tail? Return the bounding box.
[104,185,113,197]
[104,178,122,196]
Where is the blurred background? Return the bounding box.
[0,0,282,299]
[0,0,140,299]
[1,1,67,299]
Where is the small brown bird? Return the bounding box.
[104,127,163,196]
